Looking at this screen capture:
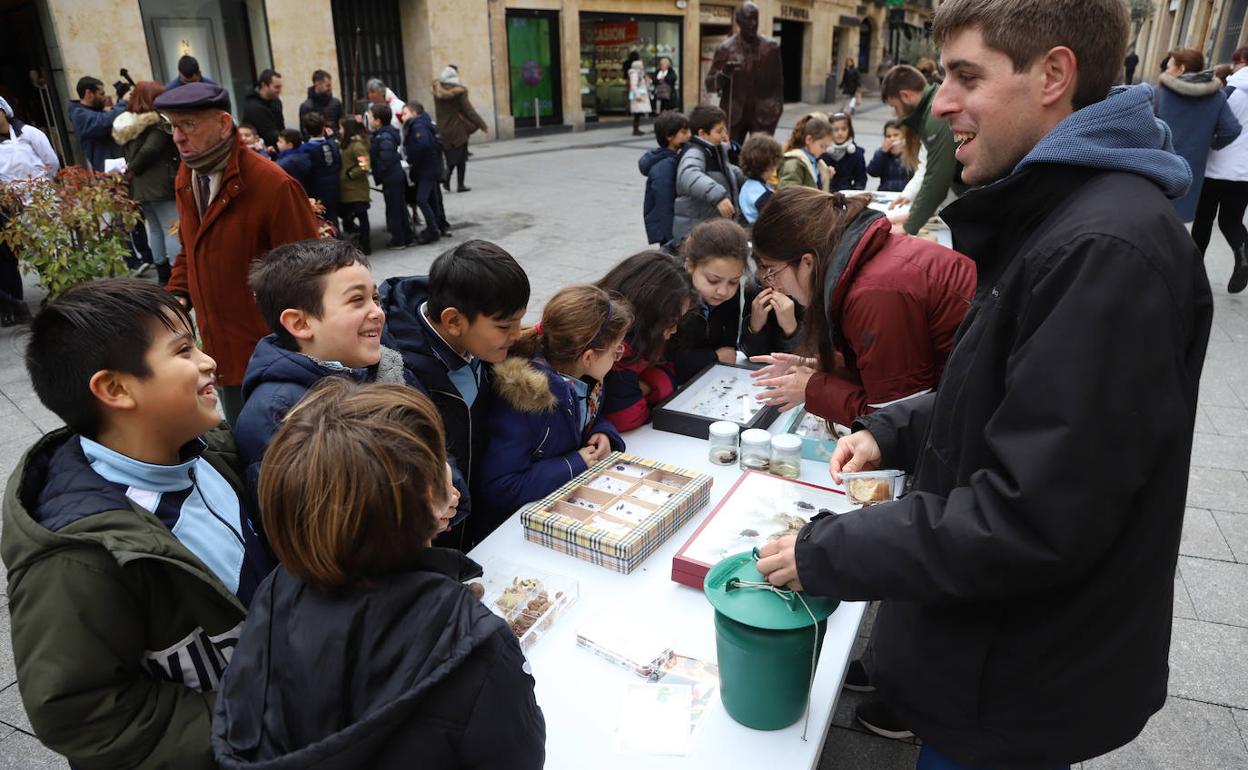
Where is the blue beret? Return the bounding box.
[153,82,231,113]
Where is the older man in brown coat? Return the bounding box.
[154,82,318,423]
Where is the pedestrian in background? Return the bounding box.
[840,59,862,115]
[1124,50,1139,84]
[653,57,678,113]
[111,80,181,285]
[1155,47,1241,222]
[628,59,651,136]
[68,76,127,172]
[242,69,285,150]
[1193,46,1248,293]
[369,103,412,249]
[153,81,318,424]
[299,70,343,138]
[339,117,372,254]
[433,66,489,193]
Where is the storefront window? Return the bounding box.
[507,11,561,125]
[579,14,682,119]
[138,0,272,114]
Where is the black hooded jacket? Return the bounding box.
[793,93,1212,767]
[212,549,545,769]
[298,86,344,137]
[379,275,491,540]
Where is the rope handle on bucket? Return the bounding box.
[718,548,821,740]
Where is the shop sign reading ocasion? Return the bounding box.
[594,20,639,45]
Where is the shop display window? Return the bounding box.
[579,14,682,119]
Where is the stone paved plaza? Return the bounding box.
[1,101,1247,768]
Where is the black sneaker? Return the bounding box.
[855,700,914,740]
[843,659,876,692]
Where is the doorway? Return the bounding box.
[858,18,873,73]
[506,9,562,128]
[775,20,805,103]
[331,0,407,117]
[0,0,69,166]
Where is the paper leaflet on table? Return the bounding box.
[616,682,694,755]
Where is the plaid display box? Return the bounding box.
[520,452,713,574]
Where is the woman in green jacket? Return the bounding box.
[339,117,373,254]
[111,80,181,283]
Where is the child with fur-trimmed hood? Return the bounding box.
[479,286,631,527]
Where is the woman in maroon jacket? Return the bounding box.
[749,186,975,427]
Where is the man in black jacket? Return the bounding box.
[758,1,1213,768]
[298,69,343,137]
[241,68,284,149]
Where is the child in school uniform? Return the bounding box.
[737,134,784,224]
[4,279,271,768]
[821,112,867,191]
[667,219,801,384]
[369,103,413,249]
[867,119,918,193]
[379,240,531,547]
[213,379,546,769]
[673,104,746,239]
[778,113,834,192]
[481,285,633,516]
[595,250,698,432]
[638,110,691,246]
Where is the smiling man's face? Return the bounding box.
[933,27,1053,186]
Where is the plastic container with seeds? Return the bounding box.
[473,558,579,651]
[839,469,905,506]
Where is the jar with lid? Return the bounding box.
[739,429,771,471]
[708,421,740,466]
[769,434,802,479]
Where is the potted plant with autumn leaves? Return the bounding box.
[0,166,142,301]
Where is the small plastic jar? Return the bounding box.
[740,429,772,471]
[708,421,740,466]
[769,434,802,479]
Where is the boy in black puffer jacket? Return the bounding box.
[213,379,545,770]
[369,103,412,249]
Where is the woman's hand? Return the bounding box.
[748,352,815,381]
[828,430,883,482]
[716,346,737,364]
[753,365,814,413]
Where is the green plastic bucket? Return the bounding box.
[704,551,839,731]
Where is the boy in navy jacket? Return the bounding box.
[369,103,412,248]
[379,240,531,547]
[638,111,690,246]
[235,239,409,499]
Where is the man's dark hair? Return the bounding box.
[1234,47,1248,65]
[178,55,201,79]
[26,278,194,437]
[301,111,325,138]
[259,68,282,87]
[880,65,928,101]
[932,0,1130,109]
[278,128,303,147]
[369,103,392,125]
[654,110,689,147]
[250,239,370,350]
[427,240,530,322]
[75,76,103,99]
[689,105,727,136]
[312,69,332,83]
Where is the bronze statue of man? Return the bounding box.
[703,2,784,144]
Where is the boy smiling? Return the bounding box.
[235,238,409,495]
[3,278,269,768]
